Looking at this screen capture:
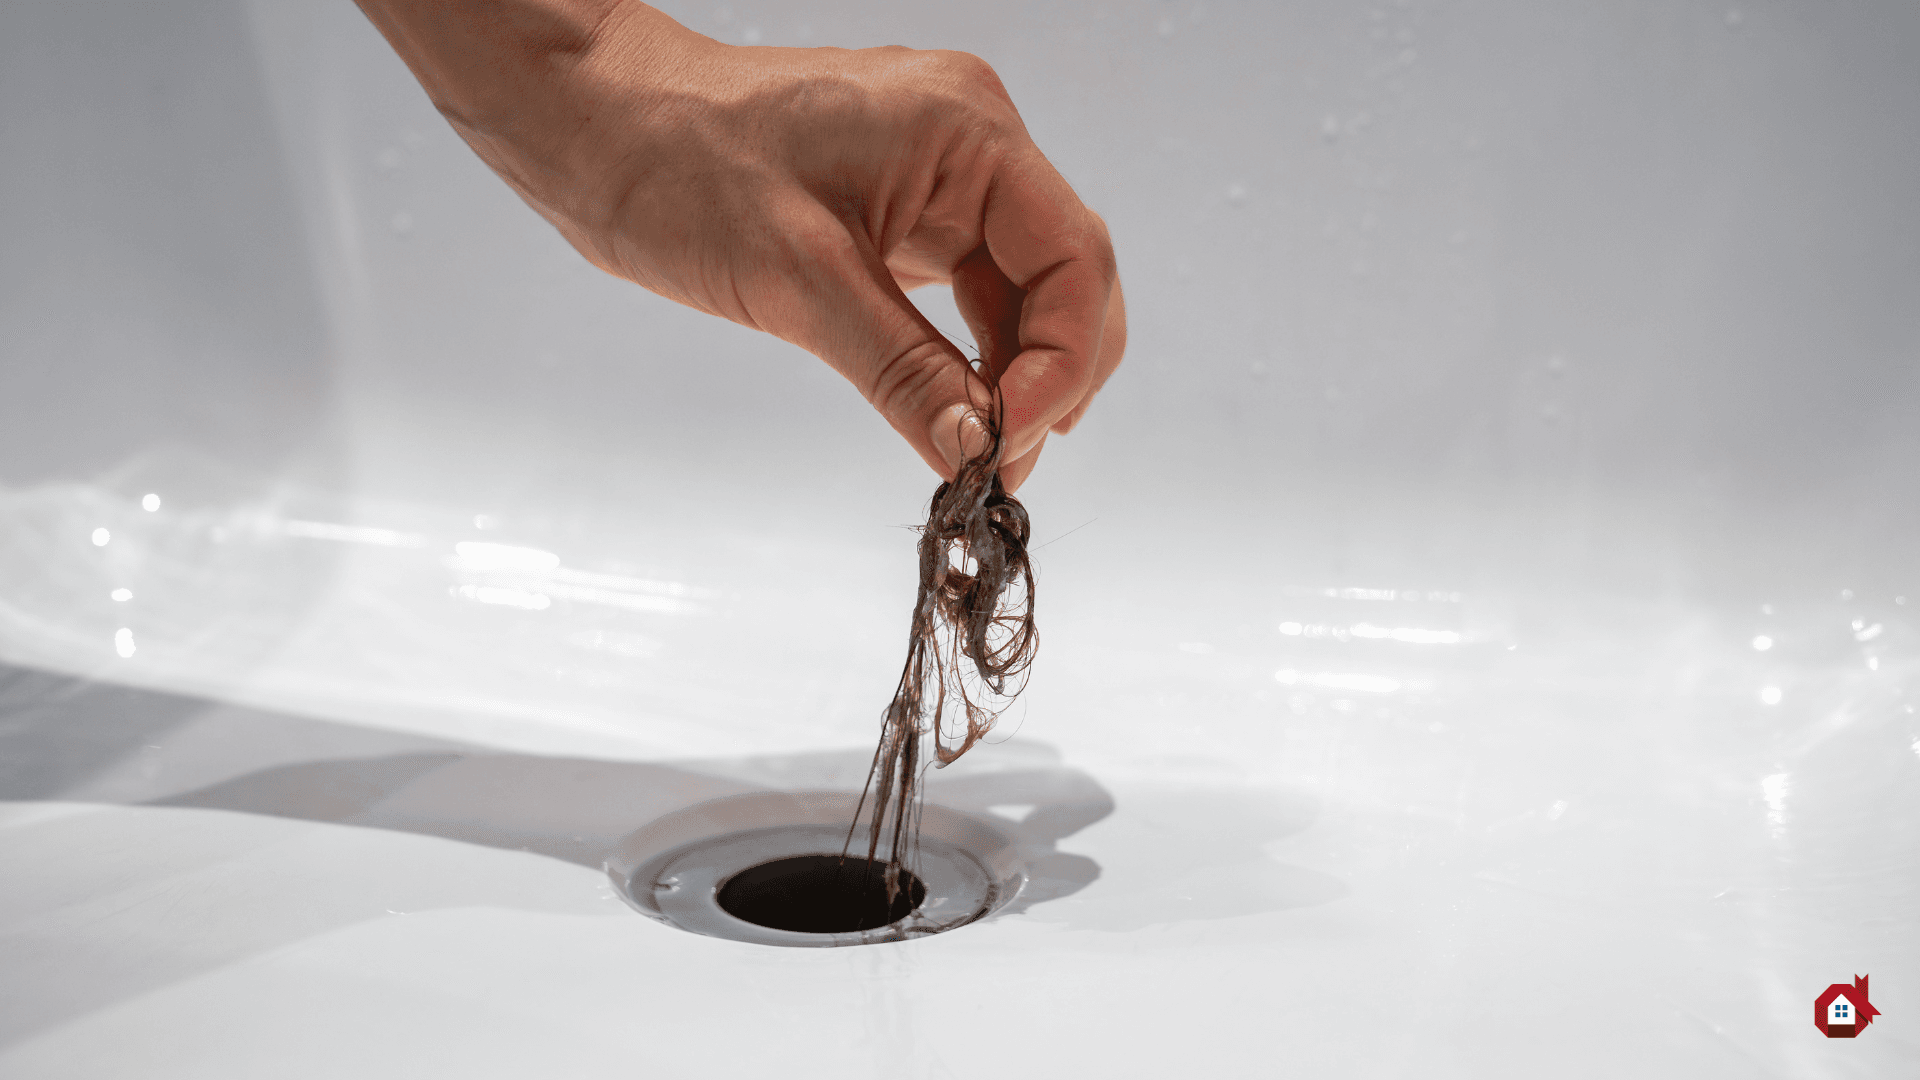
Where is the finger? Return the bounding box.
[979,148,1117,463]
[758,201,994,479]
[951,243,1047,491]
[1054,269,1126,434]
[950,242,1030,481]
[998,433,1046,493]
[951,243,1024,386]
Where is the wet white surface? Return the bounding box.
[3,1,1918,1077]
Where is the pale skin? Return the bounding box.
[353,0,1126,492]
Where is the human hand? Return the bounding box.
[356,0,1125,491]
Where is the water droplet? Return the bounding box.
[141,493,161,512]
[114,628,136,658]
[1751,635,1772,651]
[1759,686,1782,705]
[91,528,110,547]
[111,588,132,602]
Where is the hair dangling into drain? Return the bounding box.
[847,391,1038,907]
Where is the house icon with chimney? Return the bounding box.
[1814,975,1879,1038]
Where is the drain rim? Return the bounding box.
[604,790,1027,948]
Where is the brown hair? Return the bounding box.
[847,395,1037,903]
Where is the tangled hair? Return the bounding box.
[846,397,1037,905]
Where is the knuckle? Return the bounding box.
[867,339,957,419]
[933,50,1014,108]
[1079,214,1119,281]
[936,49,1000,86]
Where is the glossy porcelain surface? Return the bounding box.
[2,1,1916,1076]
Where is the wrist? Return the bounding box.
[355,1,710,225]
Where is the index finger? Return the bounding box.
[980,147,1118,465]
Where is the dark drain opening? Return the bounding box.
[717,855,928,934]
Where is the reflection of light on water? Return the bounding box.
[453,584,550,610]
[141,493,161,512]
[1751,635,1773,651]
[1761,772,1791,836]
[1279,621,1462,644]
[110,588,132,602]
[450,541,560,573]
[282,520,428,548]
[1274,669,1421,694]
[91,528,110,547]
[567,630,662,658]
[114,628,136,657]
[1285,586,1463,602]
[537,582,702,614]
[542,566,714,600]
[1352,623,1462,644]
[448,546,716,616]
[1548,800,1568,820]
[1854,622,1883,642]
[1760,686,1783,705]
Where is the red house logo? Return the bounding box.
[1814,975,1879,1038]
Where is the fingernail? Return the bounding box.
[929,403,993,474]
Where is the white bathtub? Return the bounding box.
[2,1,1915,1076]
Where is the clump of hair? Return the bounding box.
[847,396,1037,907]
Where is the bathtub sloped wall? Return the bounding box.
[2,0,1916,722]
[9,2,1917,599]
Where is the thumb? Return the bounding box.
[868,332,997,481]
[782,224,997,480]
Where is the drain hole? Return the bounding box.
[717,855,928,934]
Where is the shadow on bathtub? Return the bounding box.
[0,661,1108,918]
